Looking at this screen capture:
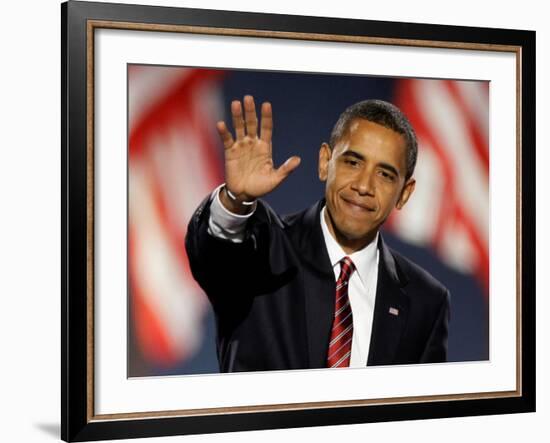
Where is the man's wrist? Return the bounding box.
[225,187,256,206]
[219,185,256,215]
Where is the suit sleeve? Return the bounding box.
[419,289,451,363]
[185,193,275,311]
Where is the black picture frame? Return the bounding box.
[61,1,536,441]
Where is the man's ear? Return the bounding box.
[318,142,331,182]
[396,178,416,209]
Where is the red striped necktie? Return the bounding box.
[327,256,355,368]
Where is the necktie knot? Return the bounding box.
[338,256,355,283]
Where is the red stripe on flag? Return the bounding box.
[444,81,489,174]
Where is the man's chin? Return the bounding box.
[336,227,377,246]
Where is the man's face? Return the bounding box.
[319,118,415,253]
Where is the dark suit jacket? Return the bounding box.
[185,194,450,372]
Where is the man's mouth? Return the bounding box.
[340,195,376,212]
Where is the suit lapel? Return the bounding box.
[367,236,410,366]
[296,201,336,369]
[303,268,336,368]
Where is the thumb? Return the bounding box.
[274,156,301,184]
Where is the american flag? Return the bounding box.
[128,66,225,369]
[391,78,489,292]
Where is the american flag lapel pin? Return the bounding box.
[389,307,399,316]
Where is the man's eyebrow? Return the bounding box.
[341,150,365,161]
[341,150,400,177]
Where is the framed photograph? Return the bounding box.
[61,0,535,441]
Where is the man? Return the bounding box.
[185,95,450,372]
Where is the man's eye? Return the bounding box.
[345,159,359,167]
[379,170,396,181]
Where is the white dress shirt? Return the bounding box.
[207,185,379,367]
[319,207,379,367]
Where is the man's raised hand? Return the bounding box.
[216,95,301,213]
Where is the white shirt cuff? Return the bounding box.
[207,184,256,243]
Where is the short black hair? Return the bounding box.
[328,99,418,180]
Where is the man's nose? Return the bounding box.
[352,168,375,196]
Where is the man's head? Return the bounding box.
[329,99,418,180]
[319,99,417,253]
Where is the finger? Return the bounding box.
[231,100,245,140]
[260,102,273,144]
[243,95,258,138]
[216,121,234,150]
[273,156,301,185]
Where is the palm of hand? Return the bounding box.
[225,137,279,198]
[216,96,301,201]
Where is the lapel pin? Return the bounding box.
[389,307,399,316]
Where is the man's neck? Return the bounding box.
[322,207,378,255]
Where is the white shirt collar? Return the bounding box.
[320,206,379,285]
